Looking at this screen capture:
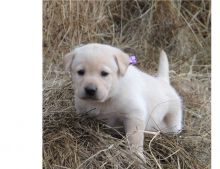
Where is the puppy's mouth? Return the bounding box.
[80,95,99,101]
[78,94,107,103]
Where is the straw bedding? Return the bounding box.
[43,1,211,168]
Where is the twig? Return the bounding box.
[162,149,180,160]
[148,131,162,169]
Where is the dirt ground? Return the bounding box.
[43,1,211,168]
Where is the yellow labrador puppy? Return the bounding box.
[64,43,182,160]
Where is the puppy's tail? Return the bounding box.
[157,50,170,84]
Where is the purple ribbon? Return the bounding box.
[129,55,137,65]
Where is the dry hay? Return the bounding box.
[43,0,211,168]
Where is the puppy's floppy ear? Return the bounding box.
[114,50,129,76]
[63,50,75,72]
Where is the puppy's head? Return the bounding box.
[64,43,129,102]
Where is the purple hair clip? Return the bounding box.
[129,55,137,65]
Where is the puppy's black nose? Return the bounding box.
[84,85,97,96]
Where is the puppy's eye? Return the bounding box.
[77,69,85,76]
[101,71,109,77]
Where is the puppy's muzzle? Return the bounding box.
[84,84,97,97]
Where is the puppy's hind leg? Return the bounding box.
[162,106,183,134]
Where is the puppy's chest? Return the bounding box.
[95,104,120,119]
[85,102,124,121]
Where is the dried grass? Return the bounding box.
[43,0,211,168]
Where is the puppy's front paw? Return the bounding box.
[128,142,146,163]
[135,150,146,163]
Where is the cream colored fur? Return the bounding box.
[64,43,183,160]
